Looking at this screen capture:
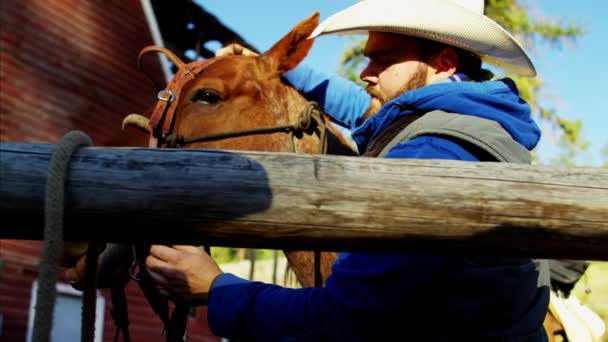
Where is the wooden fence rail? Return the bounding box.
[1,142,607,260]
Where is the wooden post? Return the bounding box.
[1,142,607,259]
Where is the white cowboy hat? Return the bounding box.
[310,0,536,76]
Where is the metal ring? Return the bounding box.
[157,89,175,103]
[129,261,141,282]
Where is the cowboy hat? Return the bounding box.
[310,0,536,76]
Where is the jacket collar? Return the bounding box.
[352,78,540,153]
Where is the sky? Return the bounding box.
[196,0,607,166]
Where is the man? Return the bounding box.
[146,0,550,340]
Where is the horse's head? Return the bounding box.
[121,12,338,289]
[124,12,322,153]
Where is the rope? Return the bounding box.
[32,131,93,342]
[163,102,328,151]
[314,251,322,288]
[81,240,101,342]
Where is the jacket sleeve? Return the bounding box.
[208,273,351,340]
[283,64,371,130]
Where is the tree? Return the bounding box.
[339,0,586,164]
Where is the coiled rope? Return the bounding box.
[32,131,99,342]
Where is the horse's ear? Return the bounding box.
[263,12,319,74]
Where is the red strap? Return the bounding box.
[148,58,217,141]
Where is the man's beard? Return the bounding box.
[365,64,428,116]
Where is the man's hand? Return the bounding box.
[62,242,107,290]
[146,245,222,305]
[63,254,89,290]
[215,43,258,57]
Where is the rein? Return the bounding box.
[161,100,329,154]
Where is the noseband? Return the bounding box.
[161,98,328,154]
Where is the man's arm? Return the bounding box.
[205,136,481,340]
[283,64,371,129]
[155,136,545,340]
[216,43,372,129]
[208,273,351,340]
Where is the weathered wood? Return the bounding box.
[1,142,607,259]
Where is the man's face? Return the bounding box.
[360,32,431,117]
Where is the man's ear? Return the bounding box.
[429,47,459,81]
[435,47,459,72]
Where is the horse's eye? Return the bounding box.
[191,89,222,105]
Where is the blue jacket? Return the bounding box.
[208,66,550,341]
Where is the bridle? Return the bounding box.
[136,46,328,154]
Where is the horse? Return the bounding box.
[64,11,343,341]
[123,11,342,288]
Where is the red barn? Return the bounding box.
[0,1,253,340]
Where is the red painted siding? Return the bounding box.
[0,0,161,145]
[0,1,219,340]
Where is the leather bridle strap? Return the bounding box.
[139,47,217,147]
[162,101,328,156]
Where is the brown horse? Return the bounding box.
[123,12,340,289]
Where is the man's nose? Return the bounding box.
[360,65,378,85]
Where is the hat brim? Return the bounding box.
[310,0,536,77]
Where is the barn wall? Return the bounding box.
[0,1,218,340]
[0,240,216,341]
[0,0,161,145]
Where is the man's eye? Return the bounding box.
[374,57,392,65]
[191,89,222,105]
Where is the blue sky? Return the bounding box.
[197,0,607,166]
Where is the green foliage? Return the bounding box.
[339,37,366,84]
[550,132,590,167]
[211,247,278,264]
[338,0,587,164]
[252,249,278,260]
[485,0,586,162]
[211,247,240,264]
[485,0,583,46]
[572,262,608,336]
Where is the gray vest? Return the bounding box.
[368,110,550,287]
[376,110,531,163]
